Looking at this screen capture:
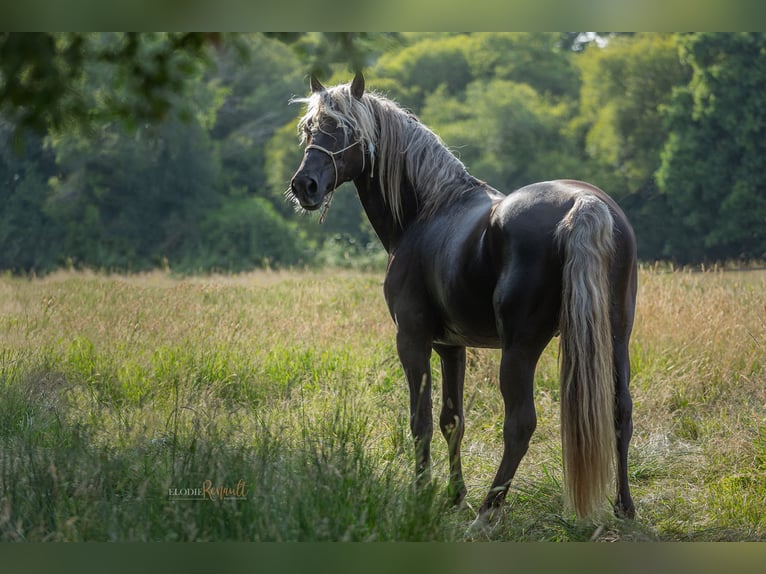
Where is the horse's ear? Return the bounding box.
[351,71,365,100]
[310,74,325,93]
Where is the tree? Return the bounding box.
[575,33,691,259]
[6,31,762,271]
[0,119,58,271]
[657,33,766,261]
[467,32,582,100]
[266,32,402,79]
[374,34,474,110]
[195,196,305,271]
[475,79,582,191]
[0,33,218,136]
[0,33,399,138]
[207,35,305,201]
[40,47,225,271]
[46,116,221,270]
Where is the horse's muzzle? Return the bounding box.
[290,173,324,210]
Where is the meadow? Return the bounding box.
[0,266,764,541]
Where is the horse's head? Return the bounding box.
[289,73,368,214]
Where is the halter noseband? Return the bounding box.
[305,139,365,223]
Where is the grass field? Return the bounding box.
[0,266,764,541]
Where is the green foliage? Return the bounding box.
[210,35,306,198]
[45,117,220,270]
[0,122,59,271]
[657,33,766,262]
[575,33,692,259]
[1,32,765,271]
[269,32,403,80]
[192,197,306,272]
[421,79,581,192]
[466,32,581,100]
[0,33,217,134]
[578,34,688,188]
[264,119,307,218]
[375,34,474,109]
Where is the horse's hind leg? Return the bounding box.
[472,260,557,529]
[613,337,635,518]
[434,343,467,506]
[612,266,637,519]
[474,344,541,525]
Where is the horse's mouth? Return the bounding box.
[298,198,323,211]
[299,190,334,223]
[285,186,325,213]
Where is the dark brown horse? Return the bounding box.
[288,73,637,526]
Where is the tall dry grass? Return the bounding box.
[0,266,763,540]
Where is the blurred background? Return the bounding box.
[1,32,765,274]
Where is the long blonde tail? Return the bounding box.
[555,193,616,519]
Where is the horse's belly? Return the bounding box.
[435,330,501,348]
[435,312,501,348]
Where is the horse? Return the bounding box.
[288,72,637,526]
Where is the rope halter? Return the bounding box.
[304,139,364,223]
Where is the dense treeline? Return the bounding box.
[1,32,765,273]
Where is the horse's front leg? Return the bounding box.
[434,343,467,506]
[397,330,433,482]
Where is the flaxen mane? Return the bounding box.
[293,83,483,224]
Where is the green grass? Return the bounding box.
[0,267,764,541]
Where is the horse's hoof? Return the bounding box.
[464,508,497,540]
[448,485,468,509]
[455,497,472,512]
[613,501,636,520]
[465,516,490,540]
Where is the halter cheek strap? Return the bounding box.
[305,139,365,223]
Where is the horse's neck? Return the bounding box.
[353,172,417,253]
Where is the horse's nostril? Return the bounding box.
[293,174,319,197]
